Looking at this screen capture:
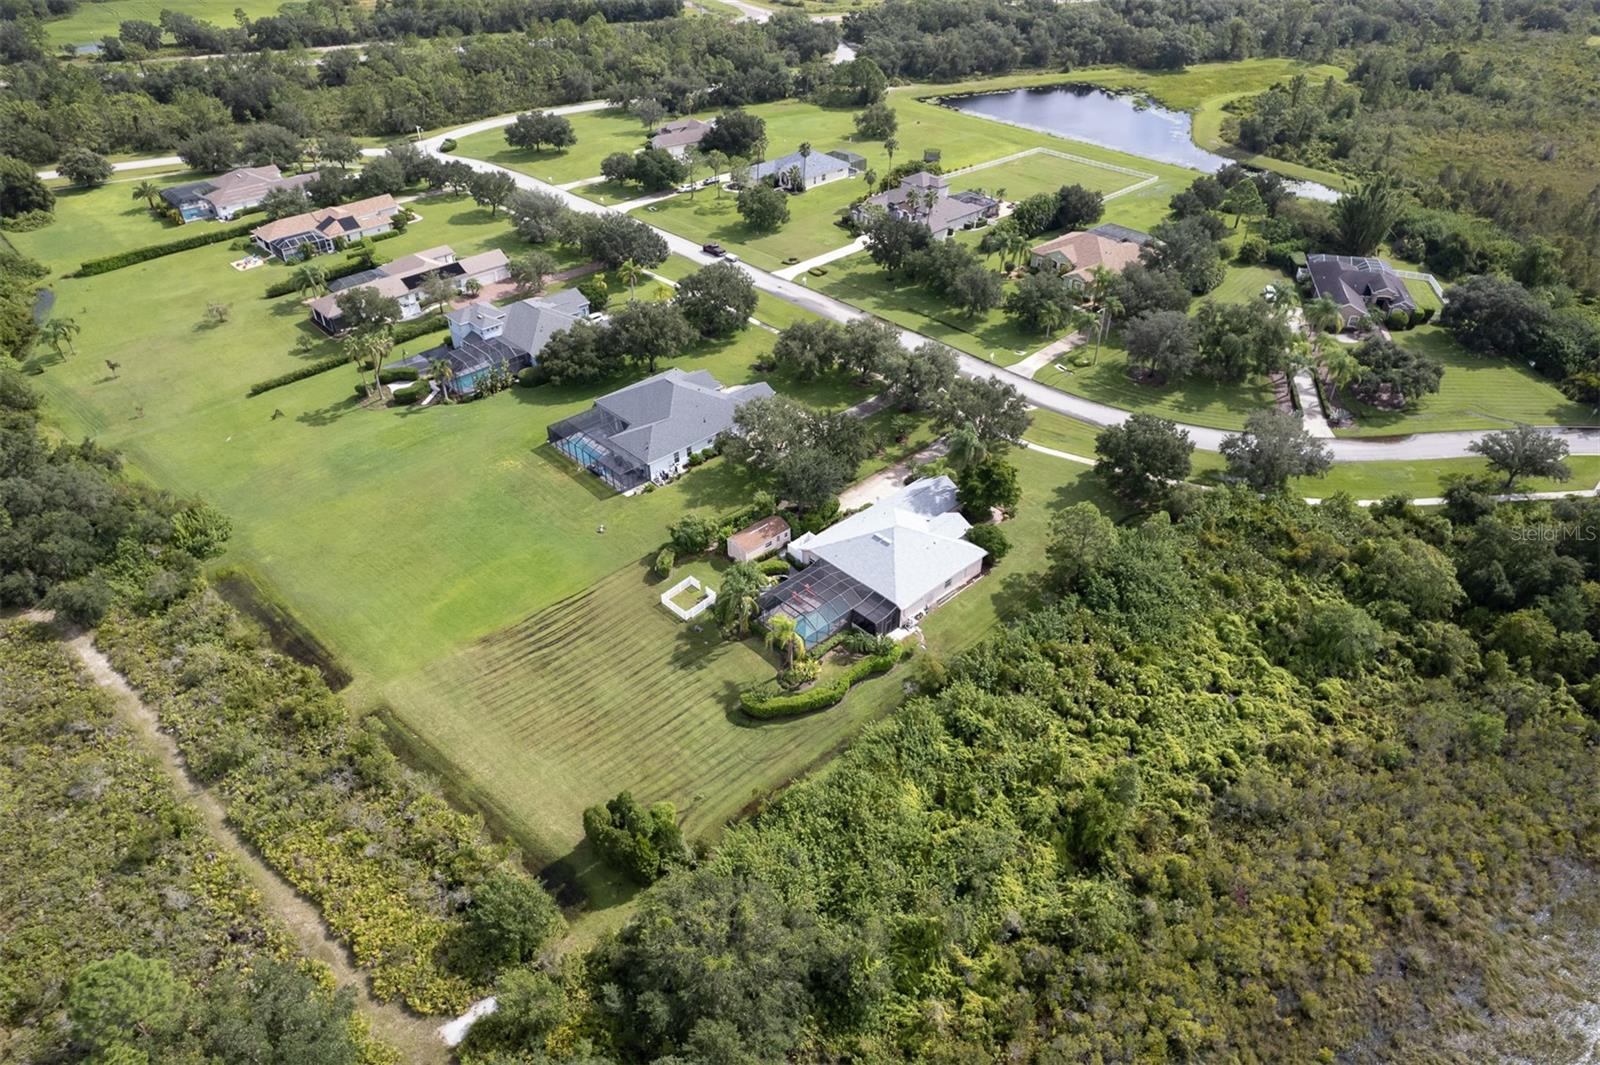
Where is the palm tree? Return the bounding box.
[39,317,80,358]
[884,136,897,163]
[132,180,161,211]
[292,263,328,298]
[763,613,804,670]
[798,141,813,158]
[429,356,455,403]
[1003,230,1032,273]
[1083,266,1123,365]
[946,425,988,471]
[618,258,645,302]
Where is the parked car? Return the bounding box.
[725,253,741,264]
[676,184,696,194]
[701,176,718,187]
[701,242,725,257]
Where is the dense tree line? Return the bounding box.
[460,484,1600,1062]
[0,15,817,163]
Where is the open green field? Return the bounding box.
[1209,262,1292,305]
[1334,327,1600,437]
[16,169,205,274]
[1032,327,1278,432]
[451,109,657,190]
[634,177,866,271]
[814,249,1042,366]
[25,187,943,907]
[41,0,287,45]
[947,150,1150,203]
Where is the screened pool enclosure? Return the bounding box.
[758,560,899,648]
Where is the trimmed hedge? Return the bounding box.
[391,313,447,344]
[379,365,419,384]
[391,381,429,406]
[264,256,377,299]
[757,556,792,576]
[246,353,347,396]
[739,644,909,719]
[76,220,257,277]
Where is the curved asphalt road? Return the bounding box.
[49,103,1600,461]
[416,123,1600,461]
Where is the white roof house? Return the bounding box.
[768,476,986,646]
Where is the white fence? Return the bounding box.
[660,575,716,621]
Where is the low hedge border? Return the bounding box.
[264,257,376,299]
[739,644,910,719]
[391,313,446,344]
[76,220,257,277]
[247,353,346,396]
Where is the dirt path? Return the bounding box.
[36,617,451,1064]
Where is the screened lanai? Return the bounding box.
[758,560,899,648]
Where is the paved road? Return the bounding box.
[420,120,1600,462]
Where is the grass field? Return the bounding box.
[634,178,866,271]
[41,0,287,45]
[814,249,1043,366]
[1334,327,1600,437]
[451,109,657,190]
[947,150,1150,203]
[15,169,205,274]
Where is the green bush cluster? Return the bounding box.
[95,589,562,1014]
[582,792,692,885]
[390,380,429,405]
[263,257,377,298]
[390,312,447,344]
[246,353,347,396]
[378,365,420,383]
[0,624,389,1065]
[756,556,791,576]
[76,221,258,277]
[739,645,908,718]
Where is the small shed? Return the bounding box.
[727,515,791,563]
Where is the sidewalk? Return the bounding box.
[1011,331,1086,379]
[775,237,868,280]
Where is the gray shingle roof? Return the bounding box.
[751,149,852,186]
[593,368,774,465]
[1304,254,1415,326]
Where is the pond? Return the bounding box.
[941,85,1339,202]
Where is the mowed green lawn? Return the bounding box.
[41,0,288,44]
[25,193,845,681]
[814,248,1044,366]
[948,150,1149,203]
[1334,327,1600,437]
[451,109,657,190]
[1033,336,1277,431]
[17,170,205,275]
[635,179,866,270]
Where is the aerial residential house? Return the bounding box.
[761,476,986,647]
[1028,227,1147,288]
[389,287,591,396]
[304,245,509,333]
[547,368,774,492]
[251,194,403,261]
[160,166,321,223]
[851,171,1000,240]
[1299,254,1417,329]
[726,515,792,563]
[749,148,860,191]
[650,118,714,160]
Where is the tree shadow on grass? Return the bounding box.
[296,394,361,426]
[537,837,640,913]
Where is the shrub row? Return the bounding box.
[739,644,909,719]
[391,313,447,344]
[391,380,429,406]
[76,220,257,277]
[246,353,347,396]
[264,257,377,298]
[756,556,791,576]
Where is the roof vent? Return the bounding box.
[872,532,892,546]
